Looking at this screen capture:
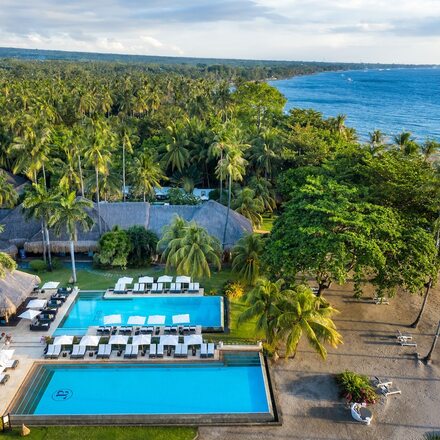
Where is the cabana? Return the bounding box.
[139,276,154,291]
[157,275,173,291]
[176,276,191,290]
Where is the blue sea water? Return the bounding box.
[26,361,270,415]
[269,68,440,141]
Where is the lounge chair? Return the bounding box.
[97,344,111,359]
[181,344,188,358]
[133,283,140,292]
[200,343,208,358]
[373,376,392,388]
[124,345,133,358]
[30,321,50,332]
[174,344,183,358]
[0,358,19,370]
[189,282,199,293]
[170,326,178,334]
[151,283,160,293]
[38,313,56,323]
[131,345,139,359]
[399,340,417,347]
[45,344,55,358]
[47,299,63,308]
[103,344,112,358]
[0,373,10,385]
[189,326,196,333]
[157,344,164,358]
[397,330,412,341]
[207,343,215,358]
[164,326,171,334]
[70,345,86,359]
[379,384,401,397]
[49,345,62,359]
[183,326,190,334]
[149,344,157,358]
[139,283,145,293]
[170,283,177,293]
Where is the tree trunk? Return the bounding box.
[411,280,431,328]
[222,173,232,249]
[41,221,47,263]
[78,154,85,198]
[219,150,223,204]
[44,221,52,271]
[422,320,440,364]
[42,163,47,188]
[143,191,146,203]
[317,279,331,297]
[95,167,102,234]
[70,239,77,283]
[122,143,126,202]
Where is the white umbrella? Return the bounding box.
[103,314,122,325]
[157,275,173,283]
[109,335,129,345]
[176,276,191,284]
[147,315,166,325]
[27,299,47,309]
[53,335,74,345]
[132,334,151,346]
[184,335,203,346]
[127,315,146,326]
[172,314,190,324]
[79,335,101,347]
[160,335,179,346]
[41,281,60,290]
[19,309,41,320]
[118,277,133,285]
[139,276,154,284]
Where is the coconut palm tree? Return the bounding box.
[157,215,188,260]
[49,191,93,283]
[162,122,190,172]
[421,140,440,161]
[251,127,279,179]
[163,221,221,278]
[0,171,17,207]
[22,180,57,270]
[368,130,386,154]
[394,131,419,155]
[232,187,264,229]
[118,124,138,201]
[231,233,264,285]
[248,176,276,212]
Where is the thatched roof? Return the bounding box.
[0,270,41,321]
[99,202,149,230]
[2,170,29,194]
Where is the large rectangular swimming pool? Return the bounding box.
[55,292,223,335]
[10,353,273,423]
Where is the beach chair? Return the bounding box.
[0,373,10,385]
[45,344,55,358]
[207,343,215,358]
[133,283,140,292]
[151,283,160,293]
[124,345,133,358]
[200,343,208,358]
[157,344,164,358]
[164,326,171,334]
[51,345,62,359]
[131,345,139,359]
[0,353,19,370]
[379,384,401,397]
[170,283,177,293]
[181,344,188,358]
[189,282,199,293]
[174,344,183,358]
[97,344,106,358]
[399,340,417,347]
[157,283,164,293]
[183,326,190,334]
[139,283,145,293]
[396,330,412,341]
[149,344,157,358]
[170,326,178,334]
[175,283,182,293]
[373,376,392,388]
[70,345,86,359]
[189,326,196,333]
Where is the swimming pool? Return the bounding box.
[55,292,223,335]
[9,353,275,424]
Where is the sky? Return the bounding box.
[0,0,439,64]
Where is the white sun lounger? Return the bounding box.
[174,344,183,358]
[149,344,157,358]
[133,283,140,292]
[189,282,199,293]
[170,283,177,293]
[139,283,145,293]
[207,343,215,358]
[373,376,392,388]
[157,344,164,358]
[124,345,133,358]
[50,345,62,359]
[104,344,112,358]
[397,330,412,341]
[0,357,19,370]
[97,344,111,359]
[131,345,139,359]
[151,283,159,293]
[379,384,401,396]
[200,343,208,358]
[45,344,55,359]
[399,340,417,347]
[181,344,188,358]
[70,345,86,359]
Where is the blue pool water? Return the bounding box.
[18,261,93,270]
[270,68,440,141]
[14,358,270,415]
[55,293,223,334]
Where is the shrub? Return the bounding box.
[29,259,47,272]
[126,226,158,267]
[51,257,63,270]
[335,370,377,404]
[168,188,200,205]
[224,281,245,300]
[95,226,131,268]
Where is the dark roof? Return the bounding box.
[2,170,29,194]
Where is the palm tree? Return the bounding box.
[129,152,166,202]
[0,225,16,278]
[251,127,279,179]
[49,191,93,283]
[231,233,264,285]
[162,122,190,172]
[157,215,188,261]
[119,124,138,201]
[0,171,17,207]
[248,176,276,212]
[232,187,264,228]
[22,181,56,270]
[421,140,440,161]
[394,131,419,155]
[368,130,386,154]
[163,221,221,278]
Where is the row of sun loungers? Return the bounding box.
[116,283,200,294]
[97,325,198,336]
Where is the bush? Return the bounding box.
[126,226,158,267]
[223,281,245,300]
[168,188,200,205]
[95,226,131,268]
[335,370,377,404]
[29,259,47,272]
[51,257,63,270]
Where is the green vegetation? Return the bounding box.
[336,370,378,404]
[0,426,196,440]
[231,233,265,285]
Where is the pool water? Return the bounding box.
[12,355,270,416]
[55,292,223,335]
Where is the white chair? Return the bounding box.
[149,344,157,358]
[207,343,215,358]
[350,403,373,425]
[200,343,208,358]
[157,344,164,358]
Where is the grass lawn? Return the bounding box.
[0,426,196,440]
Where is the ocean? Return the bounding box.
[269,68,440,142]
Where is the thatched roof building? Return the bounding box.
[0,270,40,323]
[0,200,252,254]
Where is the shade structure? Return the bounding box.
[157,275,173,283]
[27,299,47,309]
[138,276,154,284]
[176,276,191,284]
[132,334,151,346]
[79,335,101,347]
[147,315,166,325]
[103,314,122,325]
[172,314,190,324]
[53,335,74,346]
[117,277,133,285]
[109,335,129,345]
[18,309,41,320]
[160,335,179,346]
[0,349,14,360]
[41,281,60,290]
[184,335,203,346]
[127,315,146,326]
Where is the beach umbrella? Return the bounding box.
[79,335,101,347]
[109,335,129,346]
[132,334,151,346]
[27,299,47,309]
[184,335,203,346]
[53,335,74,346]
[18,309,41,320]
[172,314,190,324]
[147,315,166,325]
[118,277,133,285]
[138,276,154,284]
[41,281,60,290]
[176,276,191,284]
[103,314,122,325]
[157,275,173,284]
[160,335,179,346]
[127,315,146,326]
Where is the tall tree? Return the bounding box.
[231,233,265,285]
